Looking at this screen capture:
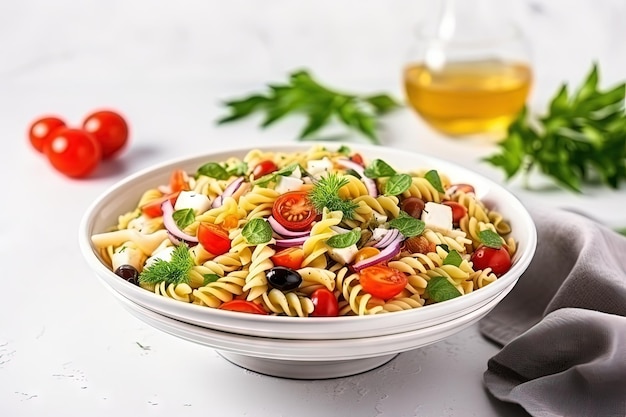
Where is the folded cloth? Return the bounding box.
[479,208,626,417]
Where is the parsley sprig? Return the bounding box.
[485,63,626,192]
[217,70,401,144]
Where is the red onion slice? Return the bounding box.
[352,241,401,271]
[373,228,401,249]
[211,177,245,208]
[336,158,378,197]
[268,216,311,237]
[275,235,310,247]
[161,199,199,244]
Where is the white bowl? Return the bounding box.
[79,143,536,378]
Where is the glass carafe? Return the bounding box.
[403,0,532,138]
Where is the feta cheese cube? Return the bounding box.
[145,246,175,268]
[421,202,453,231]
[307,158,333,177]
[174,191,211,214]
[327,244,358,265]
[112,245,145,272]
[372,211,388,224]
[275,175,305,194]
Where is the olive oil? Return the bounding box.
[403,60,532,136]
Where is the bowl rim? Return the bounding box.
[79,142,537,336]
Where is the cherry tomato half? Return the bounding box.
[310,288,339,317]
[197,223,231,255]
[252,160,278,178]
[82,110,129,159]
[219,300,267,315]
[359,265,408,300]
[169,169,190,193]
[271,247,304,269]
[140,191,181,218]
[272,191,316,231]
[442,201,468,225]
[350,153,364,166]
[28,116,66,153]
[43,128,101,178]
[470,245,512,276]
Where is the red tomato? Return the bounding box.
[350,153,364,166]
[42,128,101,178]
[359,265,408,300]
[82,110,129,159]
[310,288,339,317]
[442,200,468,225]
[470,245,512,276]
[197,223,231,255]
[448,183,475,195]
[219,300,267,315]
[252,160,278,178]
[28,116,66,153]
[272,191,316,231]
[169,169,190,193]
[271,247,304,269]
[140,192,181,218]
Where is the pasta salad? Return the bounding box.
[91,145,516,317]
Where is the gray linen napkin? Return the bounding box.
[479,208,626,417]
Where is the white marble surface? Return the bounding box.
[2,1,626,416]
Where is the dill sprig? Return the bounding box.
[308,173,359,220]
[139,244,193,286]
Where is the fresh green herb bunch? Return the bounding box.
[217,70,401,144]
[308,173,360,219]
[485,64,626,192]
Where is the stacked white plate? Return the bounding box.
[79,144,537,379]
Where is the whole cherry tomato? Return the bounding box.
[28,116,66,153]
[310,288,339,317]
[43,128,101,178]
[470,245,512,276]
[82,110,129,159]
[272,191,316,231]
[359,265,408,300]
[252,160,278,178]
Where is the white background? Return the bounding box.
[1,1,625,416]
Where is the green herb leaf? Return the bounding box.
[426,276,462,303]
[253,163,299,186]
[384,173,412,196]
[227,161,248,177]
[172,208,196,230]
[139,244,193,286]
[478,229,503,249]
[326,229,361,248]
[242,218,273,245]
[442,250,463,267]
[202,274,221,285]
[308,173,359,220]
[485,63,626,193]
[424,170,445,193]
[216,70,401,144]
[337,145,351,155]
[363,159,396,178]
[197,162,230,180]
[389,212,425,238]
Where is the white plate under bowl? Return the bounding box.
[79,143,536,340]
[111,285,509,379]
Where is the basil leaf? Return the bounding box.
[172,208,196,230]
[389,213,425,238]
[197,162,230,180]
[242,218,272,244]
[478,229,503,249]
[326,229,360,249]
[384,173,412,196]
[442,250,463,267]
[227,161,248,177]
[253,163,299,186]
[363,159,396,178]
[424,170,445,193]
[426,276,462,303]
[202,274,220,285]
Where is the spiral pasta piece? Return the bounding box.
[301,208,342,268]
[242,244,275,301]
[154,282,193,302]
[335,268,385,315]
[379,294,425,313]
[192,274,246,307]
[261,289,314,317]
[422,229,472,253]
[397,177,443,203]
[338,174,370,199]
[297,267,336,294]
